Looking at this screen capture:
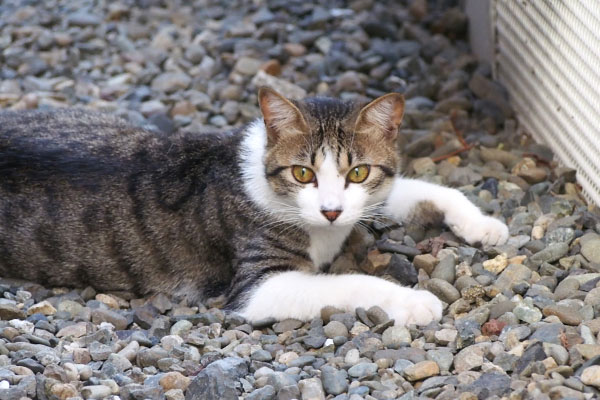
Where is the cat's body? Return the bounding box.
[0,89,509,326]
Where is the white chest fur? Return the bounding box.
[307,226,353,269]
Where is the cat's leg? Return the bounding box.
[383,177,509,246]
[238,271,442,326]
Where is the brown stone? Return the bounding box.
[170,100,196,117]
[261,59,282,76]
[403,360,440,381]
[413,254,438,275]
[542,305,583,326]
[50,383,78,400]
[159,371,191,391]
[481,319,506,336]
[362,249,392,275]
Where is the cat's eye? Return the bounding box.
[347,165,370,183]
[292,165,316,184]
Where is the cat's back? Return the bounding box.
[0,109,165,164]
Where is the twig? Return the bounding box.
[431,110,475,162]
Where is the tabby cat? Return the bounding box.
[0,88,508,326]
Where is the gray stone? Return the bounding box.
[321,366,348,395]
[298,378,325,400]
[382,326,411,349]
[366,306,389,325]
[425,278,460,304]
[185,357,248,400]
[251,350,272,362]
[273,319,303,333]
[529,242,569,267]
[348,363,378,379]
[513,298,542,323]
[324,321,348,338]
[494,264,532,291]
[431,255,456,284]
[91,308,128,330]
[393,359,415,375]
[426,349,454,372]
[581,233,600,264]
[514,341,546,375]
[247,385,276,400]
[466,372,511,398]
[151,72,191,93]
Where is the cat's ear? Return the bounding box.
[354,93,405,140]
[258,87,309,146]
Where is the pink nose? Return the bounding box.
[321,209,342,222]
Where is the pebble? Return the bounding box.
[382,326,411,349]
[403,360,439,381]
[320,366,348,396]
[581,365,600,388]
[425,278,460,304]
[348,363,378,379]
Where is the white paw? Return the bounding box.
[447,213,509,246]
[388,290,443,326]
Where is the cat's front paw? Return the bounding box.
[447,214,509,246]
[389,290,443,326]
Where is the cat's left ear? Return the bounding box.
[354,93,405,140]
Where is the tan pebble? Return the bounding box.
[27,300,57,316]
[531,225,545,240]
[403,360,440,381]
[165,389,185,400]
[95,294,120,309]
[508,255,527,265]
[170,100,196,117]
[483,253,508,274]
[447,155,461,166]
[362,249,392,275]
[9,366,33,376]
[73,348,92,364]
[413,254,438,275]
[581,365,600,387]
[278,351,299,365]
[50,383,78,400]
[56,322,88,338]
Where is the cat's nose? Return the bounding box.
[321,208,342,222]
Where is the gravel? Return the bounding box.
[1,0,600,399]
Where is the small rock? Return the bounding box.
[320,366,348,395]
[27,300,57,316]
[160,372,191,391]
[581,365,600,388]
[483,253,508,274]
[413,254,439,275]
[513,299,542,323]
[542,305,582,326]
[403,360,439,381]
[425,278,460,304]
[348,363,378,379]
[298,377,325,400]
[324,321,348,338]
[382,326,411,349]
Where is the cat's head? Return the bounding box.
[254,87,404,228]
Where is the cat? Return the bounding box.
[0,88,508,326]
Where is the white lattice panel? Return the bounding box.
[493,0,600,205]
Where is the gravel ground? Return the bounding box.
[1,0,600,399]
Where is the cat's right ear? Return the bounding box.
[258,87,309,147]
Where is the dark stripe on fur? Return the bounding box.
[225,265,295,310]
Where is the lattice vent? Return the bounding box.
[493,0,600,205]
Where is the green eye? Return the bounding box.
[347,165,370,183]
[292,165,316,184]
